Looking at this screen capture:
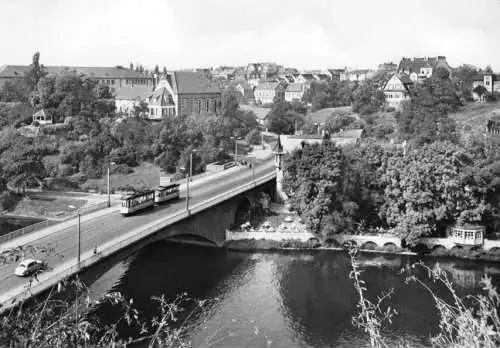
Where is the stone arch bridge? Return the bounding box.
[148,179,276,247]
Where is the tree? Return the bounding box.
[0,78,30,102]
[324,112,356,133]
[380,142,480,245]
[154,65,160,75]
[129,62,134,70]
[396,71,460,145]
[24,52,47,91]
[266,100,304,134]
[245,128,261,145]
[282,141,358,235]
[485,65,493,73]
[351,82,386,115]
[473,85,488,100]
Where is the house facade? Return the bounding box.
[397,56,452,82]
[160,71,221,116]
[383,73,412,107]
[145,87,176,119]
[285,83,307,102]
[471,73,500,100]
[114,86,153,116]
[32,109,52,125]
[254,82,285,105]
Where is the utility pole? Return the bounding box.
[77,211,81,264]
[234,138,238,164]
[107,165,110,208]
[186,150,195,211]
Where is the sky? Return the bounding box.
[1,0,500,71]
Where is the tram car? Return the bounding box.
[154,183,180,204]
[120,190,155,215]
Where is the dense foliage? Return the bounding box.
[396,68,461,145]
[283,137,500,245]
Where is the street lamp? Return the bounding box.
[185,149,197,212]
[76,210,81,265]
[107,161,116,208]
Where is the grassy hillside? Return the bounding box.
[450,102,500,137]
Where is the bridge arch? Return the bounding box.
[165,234,218,247]
[431,244,447,252]
[360,241,378,250]
[382,242,398,252]
[233,196,253,228]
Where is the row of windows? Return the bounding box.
[149,107,175,117]
[180,97,219,114]
[386,93,406,99]
[121,192,154,208]
[126,79,149,85]
[453,230,482,239]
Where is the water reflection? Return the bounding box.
[81,243,500,348]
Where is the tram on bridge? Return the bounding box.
[120,190,155,215]
[120,184,180,215]
[155,183,180,204]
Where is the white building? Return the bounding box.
[383,73,412,107]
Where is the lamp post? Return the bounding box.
[261,131,264,150]
[76,210,81,265]
[107,161,116,208]
[185,149,196,212]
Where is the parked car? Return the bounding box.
[14,259,46,277]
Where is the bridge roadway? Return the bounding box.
[0,160,275,307]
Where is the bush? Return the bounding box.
[0,191,21,211]
[111,164,134,175]
[57,164,77,177]
[245,129,262,145]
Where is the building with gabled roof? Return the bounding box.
[254,82,285,105]
[32,109,52,125]
[114,86,153,116]
[383,73,413,107]
[397,56,452,82]
[471,73,500,101]
[145,87,176,119]
[160,71,221,116]
[285,83,307,102]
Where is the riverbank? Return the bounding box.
[225,237,500,262]
[225,203,500,262]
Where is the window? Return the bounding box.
[465,231,474,239]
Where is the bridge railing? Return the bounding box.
[0,201,109,245]
[2,172,276,309]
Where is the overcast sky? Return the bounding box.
[1,0,499,71]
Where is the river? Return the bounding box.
[84,242,500,347]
